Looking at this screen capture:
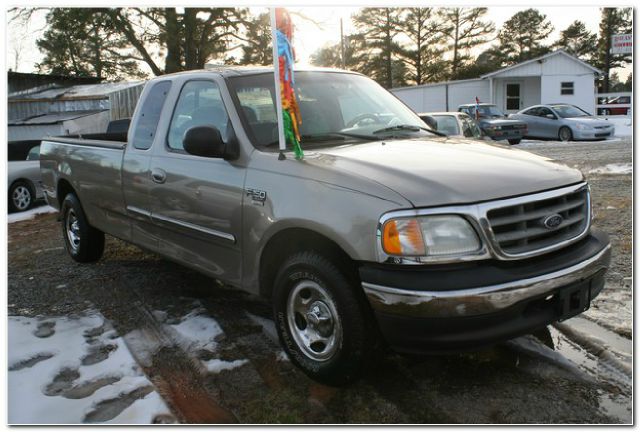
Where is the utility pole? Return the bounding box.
[340,18,346,70]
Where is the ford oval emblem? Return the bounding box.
[543,214,563,229]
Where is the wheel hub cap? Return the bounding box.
[12,186,31,210]
[66,210,81,251]
[287,280,342,362]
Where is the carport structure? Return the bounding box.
[392,50,602,115]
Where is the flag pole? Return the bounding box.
[270,8,286,157]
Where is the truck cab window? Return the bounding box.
[168,80,229,151]
[132,81,171,150]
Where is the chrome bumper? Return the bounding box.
[363,244,611,319]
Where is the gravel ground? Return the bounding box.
[6,137,633,424]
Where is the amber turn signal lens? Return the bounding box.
[382,218,425,256]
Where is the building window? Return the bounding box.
[561,82,574,95]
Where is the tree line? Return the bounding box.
[13,7,631,92]
[312,7,632,92]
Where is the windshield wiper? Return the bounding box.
[264,132,373,148]
[372,124,446,137]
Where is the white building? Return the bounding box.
[391,50,602,115]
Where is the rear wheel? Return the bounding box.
[9,180,34,213]
[508,138,521,145]
[61,193,105,262]
[558,126,572,142]
[272,251,378,386]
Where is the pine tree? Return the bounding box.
[439,8,495,80]
[239,12,272,66]
[553,20,597,61]
[351,8,405,88]
[310,34,362,70]
[497,9,554,65]
[396,8,447,85]
[37,8,144,79]
[596,8,632,92]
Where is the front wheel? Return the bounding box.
[272,251,378,386]
[558,126,573,142]
[9,180,34,213]
[508,138,521,145]
[61,193,105,262]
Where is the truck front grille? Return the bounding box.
[486,187,589,256]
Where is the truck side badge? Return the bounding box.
[246,188,267,206]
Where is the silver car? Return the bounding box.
[8,145,44,212]
[418,112,483,140]
[510,104,615,141]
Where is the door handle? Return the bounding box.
[151,168,167,184]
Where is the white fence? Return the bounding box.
[596,92,631,116]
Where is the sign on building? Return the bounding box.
[611,34,632,54]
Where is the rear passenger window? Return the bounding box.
[167,80,230,151]
[132,81,171,150]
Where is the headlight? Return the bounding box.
[575,123,594,131]
[382,215,481,257]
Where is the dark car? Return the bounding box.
[458,103,528,145]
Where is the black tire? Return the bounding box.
[272,251,378,386]
[60,193,105,263]
[558,126,573,142]
[9,180,34,213]
[508,138,521,145]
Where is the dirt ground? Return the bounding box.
[7,137,632,424]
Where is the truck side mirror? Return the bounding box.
[183,126,226,158]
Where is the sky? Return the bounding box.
[6,6,631,80]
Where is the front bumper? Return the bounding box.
[573,128,615,140]
[485,128,527,141]
[361,230,611,353]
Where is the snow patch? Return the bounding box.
[8,312,172,424]
[8,205,57,224]
[588,163,632,175]
[170,309,224,352]
[605,117,632,137]
[203,358,249,373]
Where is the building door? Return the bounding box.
[505,82,521,113]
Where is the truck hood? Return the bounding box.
[311,137,583,207]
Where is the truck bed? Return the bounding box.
[39,133,129,240]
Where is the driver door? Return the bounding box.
[536,107,559,138]
[148,78,245,285]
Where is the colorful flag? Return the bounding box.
[270,8,303,160]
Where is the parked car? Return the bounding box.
[40,68,610,385]
[598,96,631,116]
[8,144,44,212]
[510,104,615,141]
[418,112,483,140]
[457,103,528,145]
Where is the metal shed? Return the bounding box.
[8,80,146,141]
[8,110,111,141]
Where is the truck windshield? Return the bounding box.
[473,105,505,118]
[227,71,437,149]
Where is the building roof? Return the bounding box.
[8,81,145,101]
[8,110,107,126]
[392,78,484,92]
[480,49,602,79]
